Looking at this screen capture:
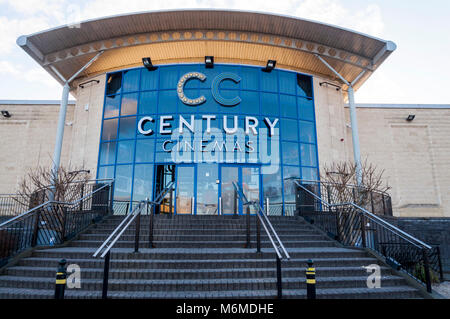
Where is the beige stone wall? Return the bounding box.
[344,106,450,217]
[67,74,106,178]
[0,102,75,193]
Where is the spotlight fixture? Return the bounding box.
[205,56,214,68]
[406,114,415,121]
[1,110,11,118]
[262,60,276,72]
[142,57,157,71]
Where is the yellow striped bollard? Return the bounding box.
[55,259,67,299]
[306,259,316,299]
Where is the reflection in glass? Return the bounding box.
[197,164,218,215]
[99,142,116,165]
[101,118,118,140]
[135,139,155,163]
[261,93,279,117]
[262,167,282,216]
[118,116,136,139]
[299,97,315,120]
[242,167,260,214]
[282,142,299,165]
[114,165,133,201]
[133,164,153,202]
[106,73,122,95]
[121,93,138,116]
[141,68,158,90]
[299,121,316,143]
[301,144,317,167]
[122,69,140,92]
[117,140,135,164]
[220,166,238,215]
[283,165,300,216]
[280,95,297,118]
[97,165,114,180]
[176,166,195,214]
[139,91,157,114]
[104,95,120,118]
[281,119,298,141]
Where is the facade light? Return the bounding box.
[142,57,157,71]
[205,56,214,68]
[1,110,11,118]
[406,114,415,121]
[262,60,276,72]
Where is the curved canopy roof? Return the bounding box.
[17,9,396,92]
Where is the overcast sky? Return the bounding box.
[0,0,449,104]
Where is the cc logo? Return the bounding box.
[177,72,241,107]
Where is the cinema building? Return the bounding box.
[0,10,449,299]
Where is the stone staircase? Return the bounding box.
[0,214,424,298]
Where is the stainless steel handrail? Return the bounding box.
[0,181,113,228]
[293,179,432,250]
[232,182,290,260]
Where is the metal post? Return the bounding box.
[233,188,238,219]
[360,215,367,248]
[422,248,432,293]
[246,205,251,248]
[102,250,111,299]
[79,184,84,211]
[149,205,154,248]
[134,209,141,253]
[306,259,316,299]
[276,255,282,299]
[125,202,130,215]
[219,197,222,215]
[108,182,114,215]
[256,214,261,253]
[347,86,362,186]
[266,197,269,215]
[31,209,41,247]
[60,206,67,242]
[54,259,67,299]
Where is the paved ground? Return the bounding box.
[433,281,450,298]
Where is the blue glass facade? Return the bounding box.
[97,63,319,215]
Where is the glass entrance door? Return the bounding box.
[220,165,261,215]
[154,164,175,215]
[176,165,195,214]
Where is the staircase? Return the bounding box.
[0,214,424,298]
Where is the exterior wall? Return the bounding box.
[67,74,106,178]
[0,102,75,193]
[346,107,450,217]
[313,78,351,170]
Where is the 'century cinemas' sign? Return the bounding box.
[137,72,280,156]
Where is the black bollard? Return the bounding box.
[306,259,316,299]
[55,259,67,299]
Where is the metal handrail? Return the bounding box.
[294,178,391,197]
[293,180,431,250]
[0,182,113,228]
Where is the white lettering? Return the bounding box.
[137,116,154,135]
[223,115,238,134]
[159,116,173,134]
[264,118,279,137]
[245,116,259,135]
[179,115,195,134]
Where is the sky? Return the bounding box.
[0,0,449,104]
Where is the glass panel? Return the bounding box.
[302,167,318,182]
[261,92,279,117]
[114,165,133,201]
[299,121,316,143]
[117,140,135,164]
[135,139,155,163]
[297,74,312,97]
[122,69,140,92]
[240,67,259,90]
[282,141,299,165]
[283,166,300,216]
[280,95,297,118]
[104,95,120,118]
[299,97,314,120]
[159,66,178,89]
[281,119,298,141]
[121,93,138,116]
[261,70,278,92]
[220,166,239,215]
[133,164,154,202]
[139,91,157,114]
[118,116,136,139]
[176,166,195,214]
[240,91,259,115]
[262,166,282,216]
[279,71,296,95]
[300,144,317,167]
[106,72,122,95]
[101,118,118,141]
[196,164,218,215]
[97,165,114,180]
[141,68,158,90]
[158,90,177,114]
[99,142,116,165]
[242,166,260,214]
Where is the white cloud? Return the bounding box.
[0,59,59,88]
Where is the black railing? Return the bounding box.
[233,182,290,299]
[0,195,28,219]
[0,179,114,268]
[294,179,440,293]
[93,181,174,299]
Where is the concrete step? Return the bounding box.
[69,240,337,249]
[6,265,392,280]
[18,256,381,269]
[0,286,422,299]
[0,275,408,291]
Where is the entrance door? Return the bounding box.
[220,165,261,215]
[176,165,195,214]
[154,164,175,214]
